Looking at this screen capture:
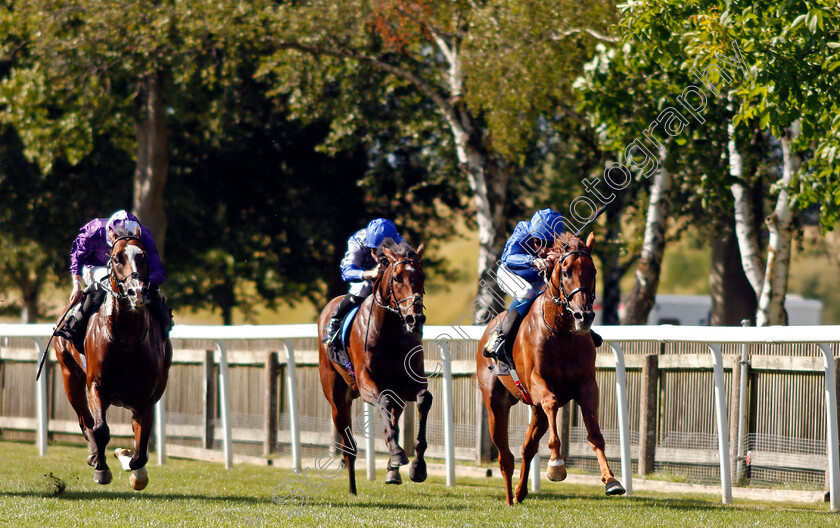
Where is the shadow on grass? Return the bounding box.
[0,490,266,504]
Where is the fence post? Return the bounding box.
[729,356,740,483]
[155,393,166,465]
[735,321,750,485]
[560,403,571,461]
[365,402,376,481]
[216,341,233,470]
[203,349,215,449]
[264,351,279,456]
[709,343,732,505]
[442,340,456,487]
[638,353,658,476]
[818,343,839,512]
[35,338,48,457]
[528,405,541,493]
[611,342,633,495]
[401,403,415,458]
[282,340,301,473]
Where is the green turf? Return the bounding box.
[0,441,836,527]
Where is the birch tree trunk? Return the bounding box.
[729,122,764,299]
[133,72,169,259]
[432,32,508,323]
[622,149,671,324]
[756,122,800,326]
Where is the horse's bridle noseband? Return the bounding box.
[102,235,147,301]
[542,249,597,312]
[374,259,425,321]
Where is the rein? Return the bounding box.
[103,236,145,301]
[363,258,425,354]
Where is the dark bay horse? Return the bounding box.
[318,238,432,494]
[476,232,624,505]
[54,227,171,490]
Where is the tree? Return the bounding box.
[262,0,617,322]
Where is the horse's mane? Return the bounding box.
[547,232,589,262]
[375,238,419,261]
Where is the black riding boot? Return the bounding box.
[323,294,364,345]
[55,287,107,354]
[150,288,173,338]
[485,305,525,375]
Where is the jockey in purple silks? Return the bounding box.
[322,218,405,347]
[55,210,172,354]
[484,208,602,375]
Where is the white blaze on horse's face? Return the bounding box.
[118,243,151,309]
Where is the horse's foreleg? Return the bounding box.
[383,402,406,484]
[362,381,408,470]
[514,404,548,504]
[541,393,567,482]
[87,382,112,484]
[115,406,153,490]
[408,388,432,483]
[577,378,625,495]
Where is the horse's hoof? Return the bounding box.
[408,459,427,483]
[93,469,112,485]
[389,450,409,468]
[385,468,402,485]
[605,480,626,496]
[130,467,149,491]
[86,454,97,468]
[545,462,567,482]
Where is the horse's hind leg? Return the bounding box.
[514,404,548,504]
[485,389,516,505]
[408,388,432,483]
[115,406,153,490]
[56,345,97,466]
[576,377,625,495]
[87,382,112,485]
[323,370,358,495]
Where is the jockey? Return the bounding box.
[484,208,602,373]
[55,210,172,353]
[322,218,404,346]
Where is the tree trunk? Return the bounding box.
[19,273,40,323]
[710,220,757,326]
[756,122,800,326]
[599,189,626,325]
[729,122,764,299]
[133,72,169,259]
[622,149,671,325]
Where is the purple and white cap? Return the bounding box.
[106,210,141,246]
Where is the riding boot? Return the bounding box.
[590,330,603,348]
[150,288,174,338]
[55,287,107,355]
[497,307,526,373]
[323,294,363,345]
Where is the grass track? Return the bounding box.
[0,441,836,527]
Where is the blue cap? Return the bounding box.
[529,208,564,240]
[365,219,403,248]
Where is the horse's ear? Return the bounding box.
[416,243,424,258]
[586,232,596,252]
[108,229,118,245]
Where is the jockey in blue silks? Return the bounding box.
[55,210,172,354]
[322,218,405,346]
[484,208,602,374]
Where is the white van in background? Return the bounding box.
[594,294,823,326]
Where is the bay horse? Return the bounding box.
[476,232,624,505]
[54,226,171,490]
[317,238,431,494]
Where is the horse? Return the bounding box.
[317,238,431,494]
[476,231,624,505]
[54,227,171,490]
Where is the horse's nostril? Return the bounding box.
[574,311,584,321]
[128,289,136,297]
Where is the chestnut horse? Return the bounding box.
[318,239,431,494]
[476,232,624,505]
[54,228,171,490]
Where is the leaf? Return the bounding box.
[790,13,807,31]
[828,42,840,49]
[808,11,819,33]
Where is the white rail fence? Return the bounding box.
[1,323,838,511]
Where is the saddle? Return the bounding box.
[327,305,361,379]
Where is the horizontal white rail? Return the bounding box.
[1,323,837,510]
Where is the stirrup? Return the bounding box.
[483,332,504,359]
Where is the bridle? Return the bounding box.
[373,259,425,321]
[541,248,596,333]
[102,235,146,301]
